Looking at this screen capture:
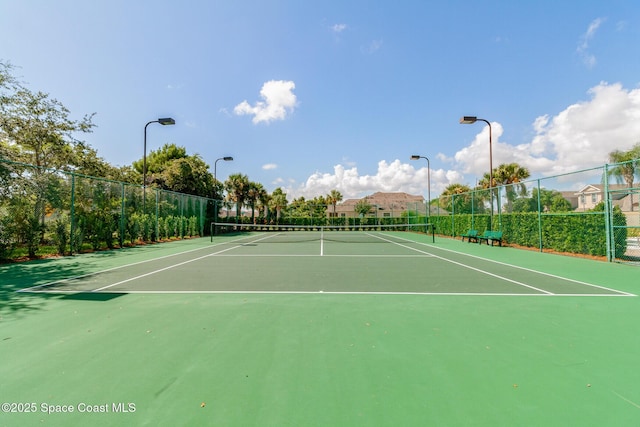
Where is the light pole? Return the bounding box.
[143,117,175,211]
[460,116,493,229]
[214,156,234,183]
[410,155,431,220]
[213,156,233,222]
[410,155,433,241]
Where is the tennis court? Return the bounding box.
[2,228,640,426]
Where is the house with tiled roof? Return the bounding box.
[327,192,426,219]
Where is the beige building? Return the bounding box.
[327,192,425,219]
[574,184,638,212]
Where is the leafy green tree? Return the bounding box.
[0,62,95,254]
[133,143,187,178]
[0,88,95,170]
[536,188,572,212]
[162,156,214,197]
[132,143,214,197]
[354,198,372,218]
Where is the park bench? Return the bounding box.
[460,229,478,243]
[477,230,503,246]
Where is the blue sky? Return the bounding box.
[2,0,640,200]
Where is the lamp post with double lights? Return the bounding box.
[459,116,493,229]
[143,117,175,211]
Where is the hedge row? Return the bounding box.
[429,208,627,257]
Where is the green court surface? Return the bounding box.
[1,230,640,426]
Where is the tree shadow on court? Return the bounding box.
[0,256,126,319]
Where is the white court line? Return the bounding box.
[382,233,636,297]
[211,254,429,257]
[20,231,635,297]
[47,289,633,297]
[17,235,259,293]
[91,233,280,292]
[362,232,554,295]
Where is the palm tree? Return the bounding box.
[257,190,271,223]
[608,143,640,211]
[326,189,342,223]
[269,188,288,223]
[246,181,266,223]
[439,183,476,214]
[492,163,530,213]
[224,173,250,221]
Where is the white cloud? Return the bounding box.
[262,163,278,170]
[577,17,605,68]
[528,82,640,175]
[234,80,298,124]
[285,82,640,201]
[331,23,347,33]
[452,82,640,178]
[284,160,459,200]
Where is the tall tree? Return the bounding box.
[439,183,477,214]
[246,181,266,223]
[608,143,640,211]
[354,198,372,219]
[162,156,215,197]
[0,63,95,254]
[132,143,214,197]
[326,189,343,219]
[225,173,250,220]
[480,163,530,213]
[256,187,271,222]
[268,187,288,223]
[0,87,95,170]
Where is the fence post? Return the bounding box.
[536,179,543,252]
[603,164,613,262]
[451,194,456,237]
[120,182,126,248]
[70,172,76,255]
[155,189,159,241]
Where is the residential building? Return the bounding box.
[327,192,425,219]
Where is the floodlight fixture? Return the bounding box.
[459,116,478,124]
[158,117,176,126]
[143,117,176,211]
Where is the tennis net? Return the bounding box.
[210,222,433,243]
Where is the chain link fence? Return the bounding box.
[0,159,216,258]
[2,158,638,263]
[428,162,639,263]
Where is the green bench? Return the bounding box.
[477,230,503,246]
[460,229,478,243]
